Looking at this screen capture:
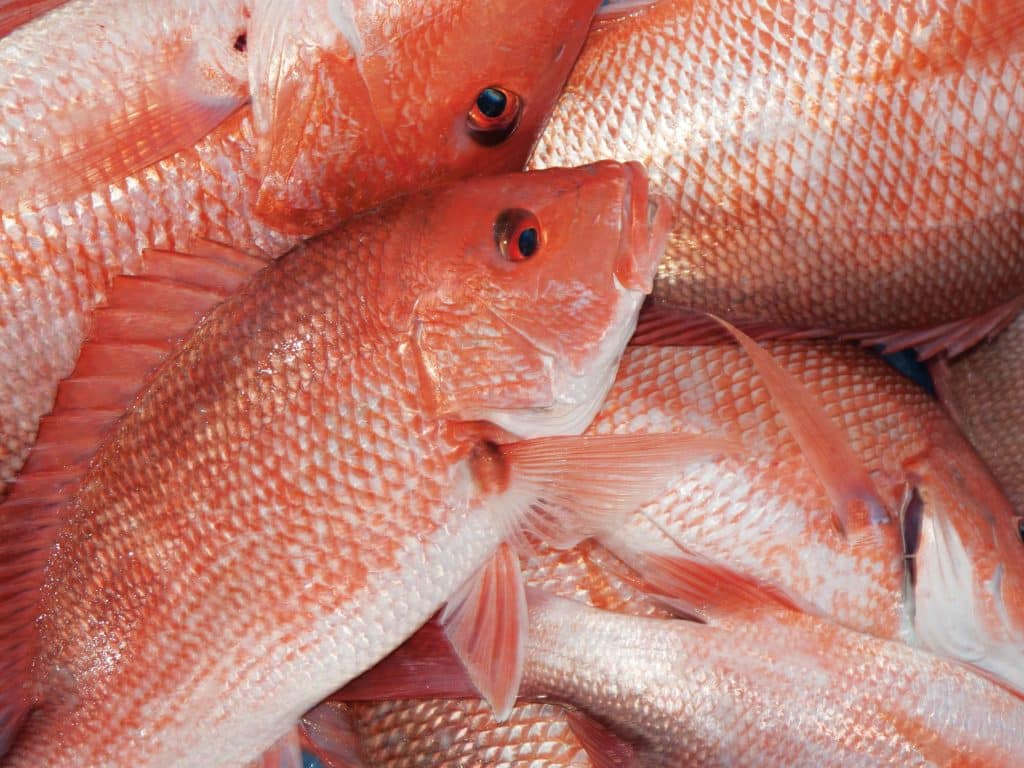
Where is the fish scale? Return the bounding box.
[0,110,293,487]
[0,162,671,766]
[348,699,591,768]
[532,0,1024,339]
[0,0,604,490]
[935,310,1024,512]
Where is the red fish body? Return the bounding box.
[0,163,668,766]
[0,0,602,487]
[533,0,1024,349]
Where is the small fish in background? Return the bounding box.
[533,0,1024,354]
[0,0,604,490]
[932,311,1024,513]
[0,162,729,766]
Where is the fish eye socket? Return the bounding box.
[494,209,542,262]
[467,86,522,145]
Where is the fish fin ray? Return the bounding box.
[300,702,368,768]
[709,314,892,536]
[0,244,263,736]
[601,539,810,623]
[249,726,302,768]
[852,296,1024,360]
[497,433,739,550]
[564,709,640,768]
[0,0,66,38]
[0,49,246,211]
[630,302,831,347]
[440,542,527,722]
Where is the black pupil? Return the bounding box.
[517,227,539,258]
[476,88,507,119]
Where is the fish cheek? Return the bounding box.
[408,296,556,423]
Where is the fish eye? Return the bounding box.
[1015,516,1024,544]
[467,86,522,144]
[494,209,542,262]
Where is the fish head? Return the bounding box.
[248,0,602,234]
[907,428,1024,696]
[389,161,670,439]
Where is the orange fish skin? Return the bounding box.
[522,593,1024,767]
[532,0,1024,336]
[1,163,662,767]
[587,342,1024,693]
[935,311,1024,511]
[0,0,602,489]
[345,698,592,767]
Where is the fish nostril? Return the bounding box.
[233,34,247,53]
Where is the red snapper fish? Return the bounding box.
[0,163,701,766]
[0,0,602,488]
[532,0,1024,354]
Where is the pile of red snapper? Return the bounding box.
[0,0,1022,765]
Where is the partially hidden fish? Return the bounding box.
[341,566,1024,766]
[0,0,602,488]
[585,342,1024,696]
[517,588,1024,766]
[532,0,1024,355]
[0,163,705,765]
[933,311,1024,513]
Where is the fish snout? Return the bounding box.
[616,161,672,293]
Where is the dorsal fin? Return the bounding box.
[0,0,66,38]
[0,240,265,753]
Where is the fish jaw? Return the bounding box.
[408,162,668,440]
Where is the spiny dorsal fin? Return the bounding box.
[851,295,1024,360]
[0,240,265,752]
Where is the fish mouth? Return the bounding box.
[616,161,673,293]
